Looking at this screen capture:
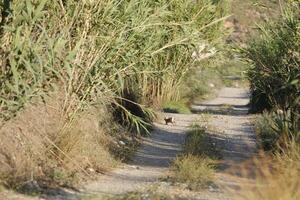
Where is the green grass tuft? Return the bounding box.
[163,100,191,114]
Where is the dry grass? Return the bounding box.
[184,124,221,159]
[171,155,215,190]
[237,114,300,200]
[0,92,136,189]
[237,145,300,200]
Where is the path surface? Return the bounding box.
[81,87,257,199]
[84,113,199,196]
[190,87,257,199]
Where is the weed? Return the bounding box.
[185,124,221,159]
[168,123,219,190]
[171,155,215,190]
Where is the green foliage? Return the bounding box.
[169,124,218,190]
[0,0,229,189]
[242,2,300,144]
[179,48,248,104]
[180,65,221,102]
[255,112,280,151]
[163,100,191,114]
[0,0,228,132]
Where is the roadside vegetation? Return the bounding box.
[239,1,300,199]
[169,124,219,190]
[0,0,229,192]
[243,1,299,148]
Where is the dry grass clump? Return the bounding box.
[184,124,221,159]
[169,124,218,190]
[0,93,134,189]
[171,155,215,190]
[237,142,300,200]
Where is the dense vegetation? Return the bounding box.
[243,1,300,149]
[240,2,300,199]
[0,0,228,189]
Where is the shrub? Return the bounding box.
[171,155,215,190]
[0,94,133,188]
[169,124,218,190]
[242,2,300,145]
[185,124,221,159]
[237,141,300,200]
[255,112,279,151]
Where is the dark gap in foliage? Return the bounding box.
[112,83,153,137]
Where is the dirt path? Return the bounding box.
[190,87,257,199]
[83,113,199,196]
[81,87,257,199]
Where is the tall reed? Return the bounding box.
[0,0,228,188]
[1,0,227,126]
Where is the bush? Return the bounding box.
[255,112,279,151]
[185,124,221,159]
[242,2,300,145]
[171,155,215,190]
[237,141,300,200]
[0,95,135,188]
[169,124,218,190]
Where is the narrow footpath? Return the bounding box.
[80,87,257,199]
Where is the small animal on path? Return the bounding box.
[164,117,175,125]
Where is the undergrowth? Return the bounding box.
[239,2,300,199]
[237,141,300,200]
